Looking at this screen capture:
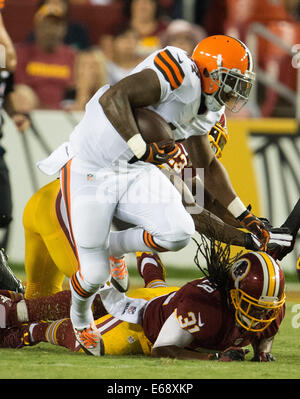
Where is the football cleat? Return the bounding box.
[0,323,32,348]
[296,255,300,282]
[73,321,105,356]
[109,256,129,293]
[0,293,14,328]
[0,249,25,294]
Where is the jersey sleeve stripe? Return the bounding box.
[164,49,185,81]
[154,56,178,90]
[154,50,185,90]
[157,51,183,88]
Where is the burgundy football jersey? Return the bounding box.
[142,278,283,351]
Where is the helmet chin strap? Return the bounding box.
[203,93,223,112]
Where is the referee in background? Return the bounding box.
[0,2,30,250]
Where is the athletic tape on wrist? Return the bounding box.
[127,134,147,159]
[227,197,247,218]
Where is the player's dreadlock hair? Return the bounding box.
[192,233,243,306]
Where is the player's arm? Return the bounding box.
[160,165,260,250]
[99,69,176,164]
[185,134,238,211]
[99,69,160,142]
[185,135,293,251]
[269,198,300,260]
[152,345,212,360]
[151,312,211,360]
[151,313,247,361]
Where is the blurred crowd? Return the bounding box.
[4,0,300,116]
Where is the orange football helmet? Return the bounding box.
[192,35,255,112]
[229,251,285,332]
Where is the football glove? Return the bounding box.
[141,141,178,165]
[129,139,176,165]
[266,227,294,260]
[238,210,271,251]
[245,227,293,254]
[209,348,249,362]
[251,352,276,362]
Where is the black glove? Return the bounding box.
[129,140,176,165]
[244,233,260,251]
[251,352,276,362]
[259,217,273,231]
[266,227,294,261]
[209,348,249,362]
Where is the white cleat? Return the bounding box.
[109,256,129,293]
[73,321,105,356]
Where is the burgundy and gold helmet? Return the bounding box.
[229,251,285,332]
[208,122,228,159]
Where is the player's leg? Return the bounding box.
[4,315,149,355]
[0,289,106,328]
[60,159,117,355]
[112,164,195,256]
[24,230,66,299]
[23,180,76,298]
[136,251,167,288]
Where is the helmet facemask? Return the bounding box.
[230,287,285,332]
[207,67,255,113]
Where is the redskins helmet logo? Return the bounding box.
[231,258,250,287]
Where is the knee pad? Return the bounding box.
[77,249,110,287]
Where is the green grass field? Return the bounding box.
[1,266,300,382]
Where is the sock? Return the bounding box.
[138,254,167,288]
[109,227,150,257]
[31,319,78,352]
[23,291,72,323]
[70,287,96,330]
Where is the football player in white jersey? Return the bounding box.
[37,35,291,356]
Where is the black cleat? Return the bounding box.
[0,249,25,294]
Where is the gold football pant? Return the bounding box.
[85,286,178,355]
[23,180,77,299]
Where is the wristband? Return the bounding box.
[227,197,247,219]
[127,134,147,159]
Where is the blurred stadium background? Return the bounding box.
[1,0,300,276]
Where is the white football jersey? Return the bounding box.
[130,46,225,141]
[68,46,225,167]
[69,84,135,168]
